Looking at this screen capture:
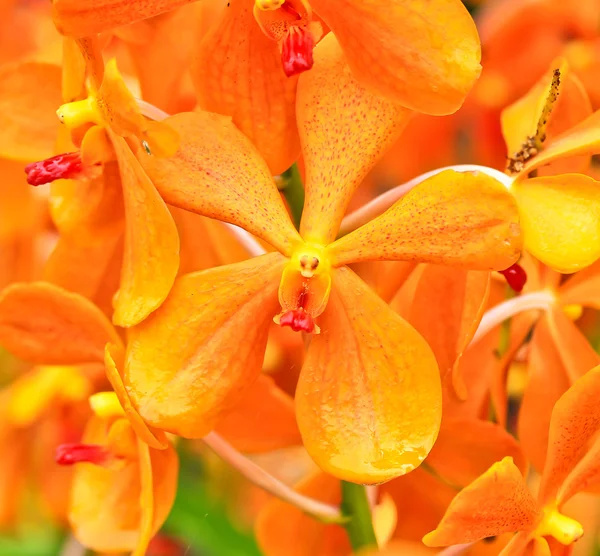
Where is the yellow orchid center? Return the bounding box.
[275,243,332,334]
[563,304,583,321]
[534,504,584,546]
[89,391,126,420]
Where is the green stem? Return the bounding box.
[340,481,378,553]
[281,163,305,230]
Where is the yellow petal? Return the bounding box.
[52,0,195,37]
[511,174,600,273]
[0,62,62,161]
[308,0,481,114]
[295,266,441,484]
[193,0,300,175]
[328,170,522,270]
[297,33,412,245]
[0,282,122,364]
[422,457,539,547]
[111,135,180,327]
[124,253,285,437]
[137,111,301,256]
[215,374,301,453]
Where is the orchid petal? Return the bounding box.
[137,111,301,256]
[308,0,481,114]
[328,170,522,270]
[295,266,441,484]
[297,33,411,244]
[124,254,285,438]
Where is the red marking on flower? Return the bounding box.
[281,26,315,77]
[148,535,187,556]
[500,263,527,293]
[280,2,301,18]
[55,443,111,466]
[279,308,315,333]
[24,151,84,186]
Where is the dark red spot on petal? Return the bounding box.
[279,308,315,333]
[500,263,527,293]
[281,26,315,77]
[25,151,84,186]
[55,443,112,466]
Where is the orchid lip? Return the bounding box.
[55,443,113,466]
[24,152,85,186]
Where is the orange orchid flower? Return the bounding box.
[194,0,481,173]
[120,34,521,484]
[500,58,600,273]
[26,41,181,327]
[424,365,600,554]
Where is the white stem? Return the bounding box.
[471,290,555,345]
[222,223,267,257]
[136,98,170,122]
[203,432,343,522]
[339,164,514,236]
[437,543,475,556]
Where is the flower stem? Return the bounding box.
[281,163,305,229]
[340,481,378,552]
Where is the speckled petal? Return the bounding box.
[193,0,300,175]
[328,170,522,270]
[297,33,411,245]
[423,457,539,547]
[137,111,301,256]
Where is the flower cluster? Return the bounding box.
[2,0,600,555]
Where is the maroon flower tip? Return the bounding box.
[279,308,316,333]
[500,263,528,293]
[55,443,110,466]
[25,151,83,186]
[281,26,315,77]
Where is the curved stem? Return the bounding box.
[203,432,343,523]
[137,98,170,122]
[471,290,555,345]
[222,223,267,257]
[338,164,514,236]
[340,481,378,553]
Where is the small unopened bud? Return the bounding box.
[499,263,527,293]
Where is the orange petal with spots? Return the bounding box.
[427,418,527,488]
[52,0,195,37]
[124,253,285,438]
[402,266,490,399]
[518,316,570,474]
[328,170,522,270]
[538,365,600,505]
[137,111,301,256]
[256,472,349,556]
[297,33,411,244]
[193,0,300,175]
[215,374,301,453]
[559,260,600,309]
[510,174,600,274]
[295,266,441,484]
[520,110,600,176]
[0,282,122,364]
[110,136,180,328]
[545,307,600,384]
[0,62,62,161]
[557,433,600,507]
[308,0,481,114]
[422,457,539,547]
[68,417,178,552]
